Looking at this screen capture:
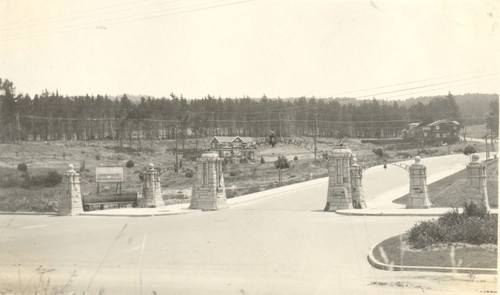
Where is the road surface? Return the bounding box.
[0,154,496,294]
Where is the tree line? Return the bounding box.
[0,78,497,144]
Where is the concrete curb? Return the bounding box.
[367,244,498,275]
[78,211,194,217]
[336,210,449,217]
[337,208,498,217]
[0,211,58,216]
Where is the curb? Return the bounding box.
[336,210,448,217]
[78,211,195,217]
[367,244,498,275]
[0,211,58,216]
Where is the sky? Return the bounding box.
[0,0,499,100]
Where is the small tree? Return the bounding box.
[260,156,265,164]
[274,155,289,184]
[321,150,333,172]
[372,148,384,159]
[17,163,28,175]
[463,145,477,162]
[126,159,135,168]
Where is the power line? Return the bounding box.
[0,0,178,30]
[352,73,498,99]
[322,68,499,98]
[0,0,253,42]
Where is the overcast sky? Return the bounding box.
[0,0,498,100]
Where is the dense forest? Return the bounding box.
[0,78,498,143]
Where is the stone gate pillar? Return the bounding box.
[325,147,353,211]
[139,163,165,208]
[406,156,431,209]
[350,157,366,209]
[465,155,490,210]
[60,164,84,216]
[190,151,227,211]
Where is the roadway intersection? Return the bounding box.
[0,154,496,294]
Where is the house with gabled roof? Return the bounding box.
[421,119,462,143]
[209,136,256,160]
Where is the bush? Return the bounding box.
[407,203,497,249]
[126,160,135,168]
[17,163,28,174]
[185,170,194,178]
[463,202,489,218]
[463,145,477,158]
[372,148,384,158]
[260,157,265,164]
[95,153,101,161]
[116,154,125,161]
[239,158,248,164]
[23,171,63,188]
[45,171,63,187]
[229,170,240,177]
[293,156,298,161]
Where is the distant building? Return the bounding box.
[209,136,256,160]
[421,119,462,143]
[402,122,424,139]
[402,119,462,144]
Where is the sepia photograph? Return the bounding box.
[0,0,498,294]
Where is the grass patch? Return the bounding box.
[373,233,497,269]
[393,159,498,208]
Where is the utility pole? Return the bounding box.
[175,124,179,173]
[278,112,282,142]
[485,136,490,160]
[314,112,318,160]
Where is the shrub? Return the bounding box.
[23,171,63,188]
[239,158,248,164]
[372,148,384,158]
[463,202,489,218]
[126,160,135,168]
[463,145,477,158]
[116,154,125,161]
[17,163,28,174]
[45,171,63,187]
[407,203,497,249]
[95,153,101,161]
[80,160,86,173]
[275,156,290,169]
[185,170,194,178]
[293,156,298,161]
[407,220,444,249]
[260,157,265,164]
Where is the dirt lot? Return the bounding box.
[0,130,491,212]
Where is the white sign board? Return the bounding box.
[96,167,124,183]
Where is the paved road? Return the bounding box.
[0,154,496,294]
[363,153,487,208]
